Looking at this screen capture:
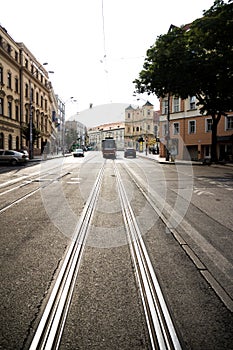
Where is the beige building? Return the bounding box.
[88,121,125,151]
[124,101,157,151]
[0,25,57,156]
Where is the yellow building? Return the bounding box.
[0,25,56,156]
[124,101,155,151]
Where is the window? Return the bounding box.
[16,136,19,150]
[190,96,196,110]
[15,105,19,121]
[147,124,150,130]
[226,116,233,130]
[189,120,196,134]
[8,134,12,149]
[0,66,3,84]
[15,77,19,93]
[25,109,29,124]
[31,88,34,102]
[36,92,39,105]
[173,122,180,135]
[162,99,168,114]
[173,97,180,112]
[8,101,12,118]
[15,51,18,62]
[25,59,28,69]
[7,72,12,89]
[25,83,29,98]
[154,125,158,137]
[7,43,11,54]
[205,118,212,132]
[41,96,43,108]
[0,132,4,149]
[0,98,3,115]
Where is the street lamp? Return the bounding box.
[29,63,54,159]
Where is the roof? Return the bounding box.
[143,100,154,107]
[125,104,135,110]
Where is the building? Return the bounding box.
[124,101,158,151]
[55,96,65,153]
[65,119,87,151]
[0,25,57,157]
[159,95,233,161]
[88,121,125,151]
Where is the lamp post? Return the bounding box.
[29,63,54,159]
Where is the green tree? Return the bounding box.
[134,0,233,162]
[21,123,41,145]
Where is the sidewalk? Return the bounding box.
[28,152,71,163]
[137,151,233,168]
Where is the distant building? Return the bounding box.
[65,119,87,151]
[88,121,125,151]
[124,101,159,152]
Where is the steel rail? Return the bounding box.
[29,162,105,350]
[0,172,70,214]
[114,163,182,350]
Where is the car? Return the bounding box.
[73,148,84,157]
[19,149,29,157]
[124,148,136,158]
[0,149,29,165]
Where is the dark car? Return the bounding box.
[124,148,136,158]
[73,148,84,157]
[0,150,29,165]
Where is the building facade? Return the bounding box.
[159,95,233,161]
[124,101,158,151]
[0,25,58,156]
[88,121,125,151]
[65,119,87,151]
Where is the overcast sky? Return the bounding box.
[1,0,215,124]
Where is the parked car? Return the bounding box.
[124,148,136,158]
[73,148,84,157]
[19,149,29,157]
[0,150,29,165]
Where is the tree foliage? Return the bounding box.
[134,0,233,161]
[21,123,41,145]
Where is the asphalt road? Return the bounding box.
[0,152,232,349]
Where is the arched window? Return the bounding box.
[0,132,4,149]
[16,136,20,150]
[8,134,12,149]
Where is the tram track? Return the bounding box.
[29,162,105,350]
[121,162,233,312]
[114,162,182,350]
[0,155,97,214]
[28,159,182,350]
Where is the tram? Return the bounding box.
[102,137,116,159]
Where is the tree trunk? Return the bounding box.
[211,113,221,163]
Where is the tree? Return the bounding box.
[134,0,233,162]
[21,123,41,146]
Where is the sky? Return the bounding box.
[1,0,215,126]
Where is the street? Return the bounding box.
[0,152,233,350]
